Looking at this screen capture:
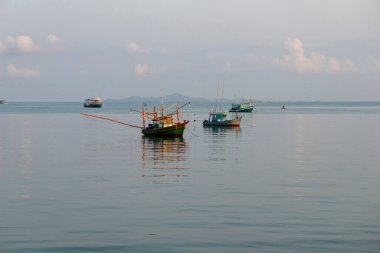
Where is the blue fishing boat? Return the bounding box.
[203,110,241,127]
[204,82,242,127]
[229,100,254,112]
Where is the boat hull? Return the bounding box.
[84,103,102,108]
[142,122,187,137]
[229,107,253,112]
[84,97,102,108]
[203,116,241,127]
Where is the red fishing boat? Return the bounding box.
[140,102,190,137]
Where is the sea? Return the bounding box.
[1,101,379,253]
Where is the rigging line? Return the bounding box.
[166,102,191,116]
[81,113,142,129]
[177,114,199,137]
[220,80,224,112]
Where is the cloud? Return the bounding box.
[7,35,40,53]
[47,34,64,51]
[126,42,147,53]
[48,34,61,45]
[273,38,356,74]
[135,64,155,76]
[127,42,140,52]
[0,40,6,53]
[4,34,64,54]
[7,64,41,78]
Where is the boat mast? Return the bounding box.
[216,81,220,112]
[176,103,180,123]
[219,80,224,112]
[161,105,164,126]
[141,105,145,129]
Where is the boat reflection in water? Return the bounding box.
[203,126,241,164]
[203,126,241,135]
[141,137,188,179]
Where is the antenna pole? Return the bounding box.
[160,87,164,106]
[215,81,220,112]
[219,80,224,111]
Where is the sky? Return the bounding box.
[0,0,379,101]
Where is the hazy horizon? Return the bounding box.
[5,93,380,103]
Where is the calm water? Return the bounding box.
[1,102,380,253]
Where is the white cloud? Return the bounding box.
[6,36,15,44]
[47,34,64,51]
[7,35,40,53]
[126,42,147,53]
[48,34,60,45]
[135,64,155,76]
[273,38,356,74]
[127,42,140,52]
[7,64,41,78]
[4,34,63,53]
[0,40,7,53]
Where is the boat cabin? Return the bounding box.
[209,111,227,122]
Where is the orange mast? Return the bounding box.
[141,105,145,129]
[176,103,180,123]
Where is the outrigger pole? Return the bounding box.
[132,102,190,118]
[81,113,142,129]
[166,102,191,116]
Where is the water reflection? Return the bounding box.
[203,126,241,135]
[0,115,36,200]
[141,137,188,179]
[203,127,242,164]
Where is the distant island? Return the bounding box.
[106,93,236,103]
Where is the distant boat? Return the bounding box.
[229,100,254,112]
[0,100,7,104]
[281,105,286,110]
[203,111,242,127]
[84,97,102,108]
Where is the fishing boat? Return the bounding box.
[0,100,7,104]
[83,97,102,108]
[204,82,242,127]
[229,100,254,112]
[141,102,190,137]
[203,110,241,127]
[81,102,190,138]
